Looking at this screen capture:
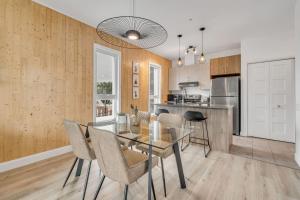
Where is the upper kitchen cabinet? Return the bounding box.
[210,55,241,78]
[169,64,211,91]
[169,67,180,90]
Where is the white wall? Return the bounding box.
[171,48,241,95]
[240,32,295,136]
[295,0,300,166]
[171,48,241,68]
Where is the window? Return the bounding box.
[149,63,161,114]
[93,44,120,122]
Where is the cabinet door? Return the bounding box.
[210,58,219,76]
[194,65,211,89]
[169,68,178,90]
[179,67,188,82]
[225,55,241,74]
[189,65,199,82]
[210,57,226,76]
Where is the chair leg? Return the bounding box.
[93,175,106,200]
[205,120,211,157]
[181,135,190,152]
[201,122,207,157]
[124,185,128,200]
[62,157,78,188]
[82,160,92,200]
[160,157,167,197]
[205,120,211,150]
[151,177,156,200]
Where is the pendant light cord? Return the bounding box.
[133,0,135,17]
[179,36,181,58]
[132,0,136,30]
[201,30,204,54]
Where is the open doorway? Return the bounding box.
[148,63,161,114]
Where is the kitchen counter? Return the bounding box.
[154,103,233,152]
[154,103,233,110]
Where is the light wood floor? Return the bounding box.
[231,136,300,170]
[1,144,300,200]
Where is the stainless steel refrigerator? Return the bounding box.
[210,76,240,135]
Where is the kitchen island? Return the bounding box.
[154,103,233,153]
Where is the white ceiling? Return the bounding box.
[33,0,296,60]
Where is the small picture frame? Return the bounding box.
[132,62,140,74]
[132,74,139,87]
[133,87,139,99]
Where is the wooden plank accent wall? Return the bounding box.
[0,0,171,162]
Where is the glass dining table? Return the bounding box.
[78,120,193,200]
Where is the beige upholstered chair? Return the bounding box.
[63,119,96,200]
[136,113,183,197]
[89,127,158,200]
[158,113,183,128]
[118,111,151,148]
[136,111,151,124]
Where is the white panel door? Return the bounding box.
[269,60,294,142]
[248,62,269,139]
[248,59,295,142]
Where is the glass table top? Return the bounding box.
[88,120,193,150]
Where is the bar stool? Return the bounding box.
[155,108,169,116]
[181,111,211,157]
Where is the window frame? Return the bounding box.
[93,43,121,122]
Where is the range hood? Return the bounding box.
[178,81,199,88]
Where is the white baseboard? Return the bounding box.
[0,145,72,173]
[296,153,300,167]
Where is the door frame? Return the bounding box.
[246,58,295,142]
[93,43,121,121]
[242,57,295,137]
[148,63,162,113]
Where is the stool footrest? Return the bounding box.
[190,137,210,146]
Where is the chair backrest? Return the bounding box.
[89,127,129,184]
[155,108,169,116]
[63,120,95,160]
[184,111,205,121]
[158,113,182,128]
[137,111,151,124]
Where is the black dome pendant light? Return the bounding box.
[199,27,206,63]
[177,34,183,66]
[96,0,168,49]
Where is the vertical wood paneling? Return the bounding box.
[0,0,171,162]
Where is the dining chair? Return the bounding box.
[63,119,96,200]
[89,127,158,200]
[136,113,183,197]
[136,111,151,124]
[119,111,151,149]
